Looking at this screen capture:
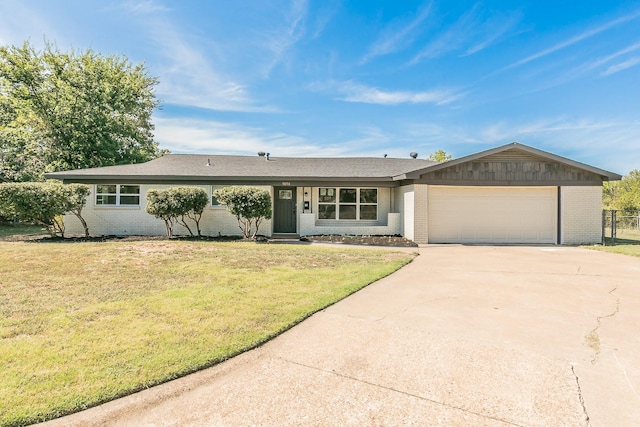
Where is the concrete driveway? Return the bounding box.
[42,245,640,426]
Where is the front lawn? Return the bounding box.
[586,228,640,257]
[0,223,48,239]
[587,244,640,257]
[0,241,415,426]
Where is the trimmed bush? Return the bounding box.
[0,182,90,237]
[213,186,272,239]
[145,186,209,237]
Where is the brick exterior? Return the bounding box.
[561,186,603,244]
[300,213,401,236]
[398,185,414,241]
[64,184,272,237]
[412,184,429,244]
[63,182,604,245]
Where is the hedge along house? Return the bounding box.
[45,142,621,244]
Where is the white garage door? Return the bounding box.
[428,186,557,244]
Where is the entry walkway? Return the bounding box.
[42,246,640,426]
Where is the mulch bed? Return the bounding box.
[302,235,418,247]
[1,232,417,247]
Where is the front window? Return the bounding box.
[318,188,377,220]
[211,185,225,207]
[96,184,140,206]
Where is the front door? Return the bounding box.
[274,187,297,233]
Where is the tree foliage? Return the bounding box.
[65,184,92,237]
[0,181,90,237]
[171,187,209,236]
[427,149,453,163]
[145,187,209,237]
[0,40,164,182]
[213,186,272,239]
[604,169,640,211]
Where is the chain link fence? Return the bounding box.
[602,210,640,245]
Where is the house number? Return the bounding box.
[282,181,291,186]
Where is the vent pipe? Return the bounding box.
[266,153,271,161]
[206,158,211,166]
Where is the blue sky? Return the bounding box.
[1,0,638,173]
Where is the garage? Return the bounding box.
[427,186,557,244]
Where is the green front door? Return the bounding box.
[274,187,297,233]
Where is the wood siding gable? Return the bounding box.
[416,149,603,186]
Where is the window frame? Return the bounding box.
[95,184,140,207]
[317,187,378,221]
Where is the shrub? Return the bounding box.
[213,186,272,238]
[170,187,209,236]
[65,184,91,237]
[0,182,90,237]
[146,189,178,237]
[145,186,209,237]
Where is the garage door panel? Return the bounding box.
[428,187,557,244]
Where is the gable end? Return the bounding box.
[416,149,604,186]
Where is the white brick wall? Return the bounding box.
[413,184,429,244]
[399,185,414,241]
[561,186,603,244]
[64,184,272,237]
[299,213,401,236]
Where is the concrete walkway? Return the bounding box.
[42,245,640,426]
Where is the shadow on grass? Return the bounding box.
[604,238,640,245]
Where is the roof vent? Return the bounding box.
[266,153,270,161]
[258,151,265,157]
[410,152,418,159]
[206,158,211,166]
[383,154,388,158]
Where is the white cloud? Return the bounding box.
[504,9,640,70]
[0,1,64,47]
[464,14,522,56]
[325,81,463,105]
[411,6,520,63]
[411,4,480,63]
[583,41,640,73]
[153,117,348,157]
[361,2,433,63]
[139,14,274,112]
[118,0,171,14]
[258,0,308,78]
[602,56,640,76]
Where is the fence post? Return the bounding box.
[612,210,617,245]
[602,210,606,246]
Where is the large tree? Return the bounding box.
[604,169,640,211]
[0,40,163,181]
[427,149,453,163]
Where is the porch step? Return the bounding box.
[268,234,303,244]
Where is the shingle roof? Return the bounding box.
[45,154,436,182]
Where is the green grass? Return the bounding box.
[0,223,48,238]
[587,244,640,257]
[586,228,640,257]
[0,240,414,426]
[605,227,640,243]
